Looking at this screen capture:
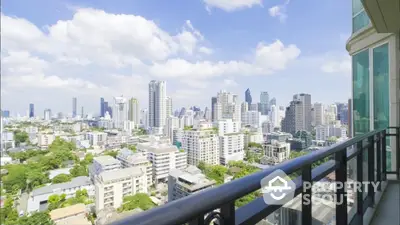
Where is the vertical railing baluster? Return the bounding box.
[335,150,347,224]
[356,141,364,225]
[302,165,312,225]
[376,133,382,191]
[396,127,400,179]
[220,202,235,225]
[382,130,387,181]
[368,136,375,206]
[189,215,204,225]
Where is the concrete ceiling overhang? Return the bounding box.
[362,0,400,33]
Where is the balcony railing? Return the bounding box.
[111,127,400,225]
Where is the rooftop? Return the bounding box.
[32,176,91,197]
[94,155,121,166]
[169,166,216,191]
[49,203,86,221]
[97,167,144,183]
[137,142,179,153]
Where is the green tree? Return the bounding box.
[118,193,155,212]
[52,174,72,184]
[197,161,206,171]
[203,165,228,185]
[82,153,94,165]
[13,130,29,146]
[70,164,88,177]
[248,142,263,149]
[17,212,55,225]
[104,150,118,158]
[0,196,19,224]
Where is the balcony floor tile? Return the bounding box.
[370,181,400,225]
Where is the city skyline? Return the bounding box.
[1,0,352,114]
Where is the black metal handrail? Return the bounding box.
[111,127,400,225]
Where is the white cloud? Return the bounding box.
[1,7,304,113]
[268,0,290,22]
[223,79,238,87]
[320,55,351,74]
[203,0,262,12]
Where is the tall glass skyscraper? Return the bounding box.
[100,97,105,117]
[245,88,252,105]
[72,97,77,118]
[29,103,34,118]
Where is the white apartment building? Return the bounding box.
[269,105,279,128]
[94,167,147,212]
[37,133,56,149]
[242,111,261,128]
[116,149,153,187]
[165,116,183,143]
[85,132,107,147]
[262,140,291,166]
[89,156,122,180]
[137,139,187,184]
[183,121,220,166]
[123,120,135,133]
[262,121,273,134]
[112,96,129,129]
[315,124,347,141]
[168,166,216,202]
[217,120,244,165]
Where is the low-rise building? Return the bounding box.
[27,176,94,213]
[137,138,187,184]
[49,203,91,225]
[261,140,291,165]
[168,166,216,202]
[94,167,148,212]
[116,149,153,187]
[85,132,107,147]
[37,133,55,149]
[89,156,122,181]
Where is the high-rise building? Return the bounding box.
[211,97,217,122]
[81,106,84,118]
[148,80,167,131]
[44,109,52,121]
[217,119,244,165]
[293,93,312,132]
[72,97,77,118]
[260,92,269,115]
[29,103,34,118]
[128,98,140,126]
[140,109,149,128]
[270,98,277,108]
[245,88,252,105]
[112,96,128,129]
[100,98,105,117]
[166,96,172,116]
[313,103,325,126]
[269,105,279,128]
[213,90,241,122]
[1,110,10,118]
[281,100,302,135]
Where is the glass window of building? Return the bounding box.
[352,0,370,33]
[352,49,370,136]
[373,43,391,169]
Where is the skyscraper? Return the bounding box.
[72,97,77,118]
[113,96,128,129]
[270,97,276,107]
[293,93,312,132]
[100,97,105,117]
[260,92,269,115]
[148,80,167,130]
[245,88,252,105]
[44,109,52,121]
[29,103,34,118]
[211,97,217,122]
[128,98,140,125]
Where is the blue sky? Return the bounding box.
[1,0,352,116]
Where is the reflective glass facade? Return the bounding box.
[353,50,370,136]
[352,0,370,33]
[373,43,391,169]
